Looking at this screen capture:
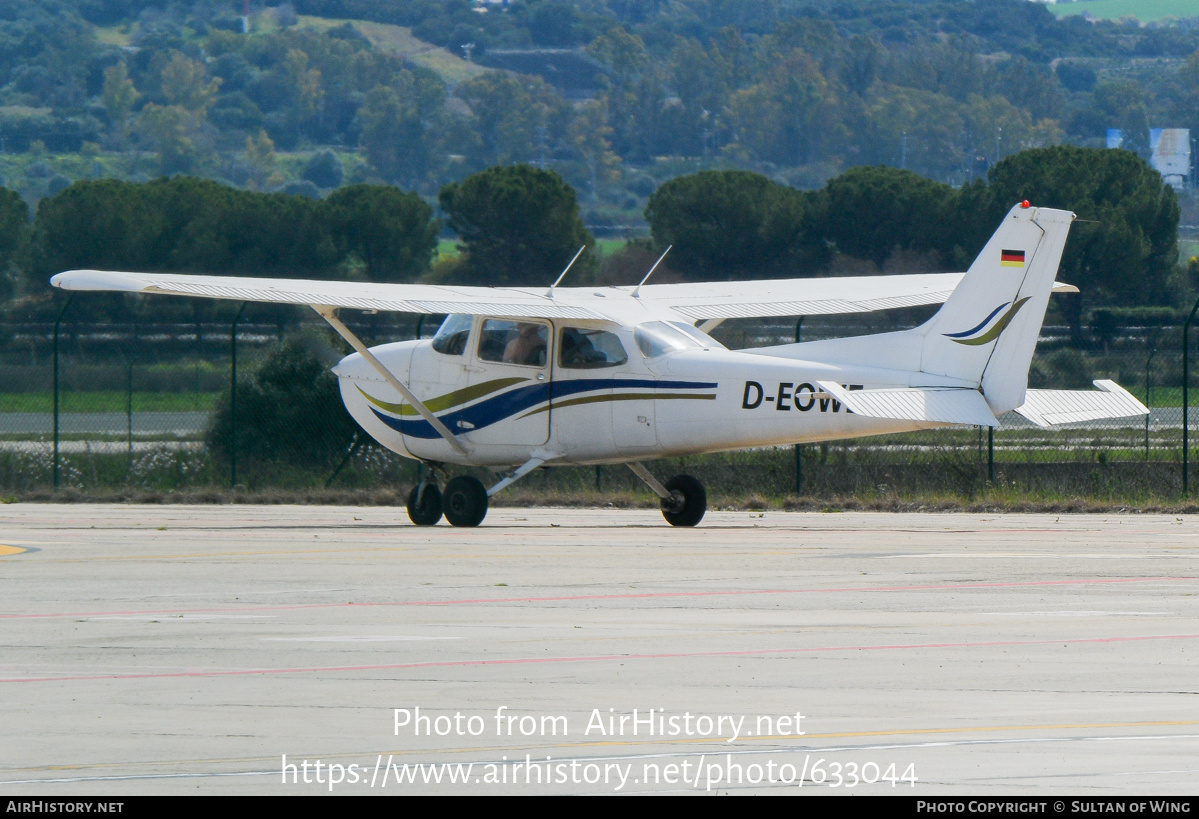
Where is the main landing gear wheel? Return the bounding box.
[661,474,706,527]
[406,484,443,526]
[443,476,489,527]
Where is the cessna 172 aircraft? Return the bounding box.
[51,202,1147,527]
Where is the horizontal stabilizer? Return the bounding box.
[1013,380,1148,427]
[817,382,999,427]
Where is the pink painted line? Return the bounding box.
[4,633,1198,684]
[0,577,1189,621]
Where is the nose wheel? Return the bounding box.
[406,483,443,526]
[405,484,443,527]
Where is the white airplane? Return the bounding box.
[51,202,1146,527]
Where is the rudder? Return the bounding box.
[917,203,1075,414]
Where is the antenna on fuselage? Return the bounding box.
[546,246,586,298]
[632,245,671,298]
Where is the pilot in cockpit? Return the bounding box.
[503,322,547,366]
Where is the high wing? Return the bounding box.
[49,269,608,320]
[50,268,1078,322]
[637,275,1077,320]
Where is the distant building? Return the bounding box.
[1150,128,1190,190]
[1105,127,1191,190]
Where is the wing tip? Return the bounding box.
[51,269,149,292]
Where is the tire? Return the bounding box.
[443,476,489,527]
[406,484,443,526]
[661,474,706,527]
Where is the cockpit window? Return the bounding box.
[478,319,549,367]
[431,314,472,356]
[634,321,703,359]
[559,327,627,369]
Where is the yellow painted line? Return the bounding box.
[0,545,27,556]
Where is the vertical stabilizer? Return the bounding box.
[918,204,1074,413]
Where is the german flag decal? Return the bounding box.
[1000,249,1025,267]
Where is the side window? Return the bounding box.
[478,319,549,367]
[559,327,628,369]
[431,314,472,356]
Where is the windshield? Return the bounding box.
[634,321,703,359]
[431,314,472,356]
[668,321,724,349]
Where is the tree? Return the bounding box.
[569,99,620,203]
[439,164,593,286]
[358,73,444,187]
[32,177,339,280]
[976,146,1179,312]
[322,185,439,282]
[160,51,221,115]
[823,166,957,267]
[102,62,139,137]
[244,129,283,191]
[0,187,28,299]
[862,84,965,181]
[303,150,343,189]
[31,179,163,276]
[727,49,842,167]
[455,72,563,169]
[645,170,826,280]
[206,336,358,472]
[133,104,202,174]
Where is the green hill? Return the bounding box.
[1049,0,1199,23]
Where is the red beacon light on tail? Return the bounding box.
[1020,200,1031,208]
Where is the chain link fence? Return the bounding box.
[0,304,1195,501]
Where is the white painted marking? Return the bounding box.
[989,611,1167,617]
[89,615,278,621]
[262,635,461,643]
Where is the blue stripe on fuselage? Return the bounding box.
[369,378,718,439]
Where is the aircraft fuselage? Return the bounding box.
[334,317,946,469]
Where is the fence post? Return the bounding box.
[987,426,994,484]
[230,302,248,489]
[52,294,73,490]
[1184,297,1199,493]
[127,360,134,472]
[1145,347,1155,461]
[794,317,804,494]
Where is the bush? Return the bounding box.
[206,337,358,471]
[302,150,344,189]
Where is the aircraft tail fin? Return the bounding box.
[916,203,1075,414]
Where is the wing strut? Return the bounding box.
[312,305,468,455]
